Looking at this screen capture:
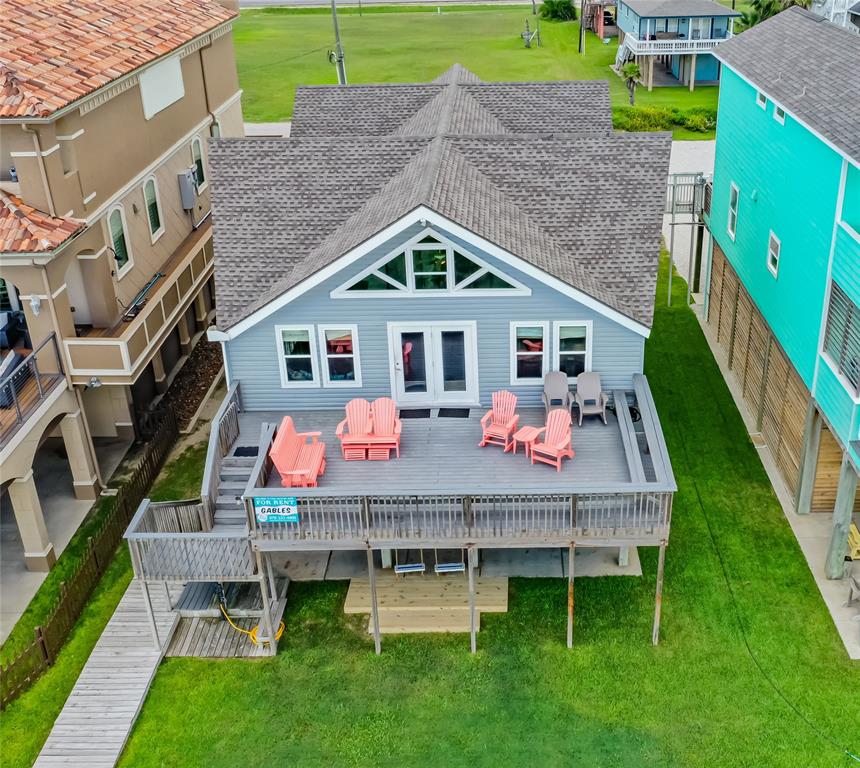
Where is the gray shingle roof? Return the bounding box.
[713,7,860,161]
[621,0,739,17]
[290,65,614,137]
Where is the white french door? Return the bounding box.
[388,322,479,406]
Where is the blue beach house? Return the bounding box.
[615,0,740,90]
[704,9,860,579]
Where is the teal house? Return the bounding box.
[614,0,740,90]
[704,8,860,578]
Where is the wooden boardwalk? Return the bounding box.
[167,616,269,658]
[34,580,178,768]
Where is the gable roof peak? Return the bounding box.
[431,64,482,85]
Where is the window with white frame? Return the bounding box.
[277,326,319,387]
[191,137,207,189]
[554,322,592,379]
[756,91,767,109]
[766,231,780,277]
[774,105,785,124]
[335,229,527,297]
[210,119,222,138]
[143,177,164,241]
[511,322,548,384]
[823,283,860,396]
[108,206,132,275]
[318,325,361,386]
[727,182,739,240]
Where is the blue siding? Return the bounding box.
[814,360,857,444]
[831,225,860,305]
[226,223,646,411]
[843,164,860,233]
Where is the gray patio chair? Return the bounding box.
[542,371,572,416]
[573,372,608,426]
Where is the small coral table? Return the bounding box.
[511,425,542,457]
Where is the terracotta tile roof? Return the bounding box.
[0,192,83,253]
[0,0,236,119]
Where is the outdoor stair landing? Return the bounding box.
[213,453,256,528]
[344,572,508,634]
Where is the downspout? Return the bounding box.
[21,124,56,216]
[198,44,218,133]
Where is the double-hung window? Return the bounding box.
[727,182,739,240]
[143,177,164,241]
[774,105,786,124]
[823,283,860,396]
[277,326,319,387]
[511,322,549,384]
[319,325,362,387]
[756,91,767,109]
[766,231,780,277]
[191,137,207,190]
[554,322,592,379]
[108,206,132,276]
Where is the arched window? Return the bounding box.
[191,137,206,189]
[143,177,163,240]
[108,206,131,274]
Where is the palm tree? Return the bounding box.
[620,62,641,106]
[738,0,810,29]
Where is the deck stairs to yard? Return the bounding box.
[614,38,633,70]
[213,452,257,530]
[344,572,508,634]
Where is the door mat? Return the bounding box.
[399,409,432,419]
[438,408,470,418]
[233,446,259,457]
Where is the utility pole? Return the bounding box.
[330,0,347,85]
[578,0,586,54]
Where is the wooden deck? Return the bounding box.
[0,373,64,443]
[34,581,177,768]
[345,571,508,634]
[166,616,270,658]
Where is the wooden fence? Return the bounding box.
[0,409,178,709]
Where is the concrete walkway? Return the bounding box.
[244,121,290,138]
[34,580,177,768]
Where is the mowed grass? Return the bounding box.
[234,6,719,137]
[116,261,860,768]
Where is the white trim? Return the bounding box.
[83,191,97,205]
[510,321,550,386]
[820,352,860,405]
[222,207,651,340]
[551,320,594,381]
[727,181,739,241]
[51,283,67,299]
[142,175,166,244]
[839,220,860,244]
[191,137,208,193]
[213,89,243,117]
[766,230,780,277]
[773,104,786,125]
[274,325,319,389]
[755,91,767,109]
[331,226,530,299]
[77,246,107,261]
[317,324,363,388]
[61,210,74,218]
[10,144,60,158]
[107,204,134,280]
[56,129,86,141]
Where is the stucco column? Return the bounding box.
[689,53,697,92]
[177,311,192,355]
[8,471,56,572]
[151,349,167,395]
[60,410,99,500]
[194,290,208,332]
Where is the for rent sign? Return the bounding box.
[253,496,299,524]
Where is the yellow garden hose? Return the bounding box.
[219,603,284,646]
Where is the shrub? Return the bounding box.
[611,105,717,134]
[539,0,576,21]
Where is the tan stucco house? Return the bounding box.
[0,0,243,571]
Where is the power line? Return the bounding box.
[240,45,330,74]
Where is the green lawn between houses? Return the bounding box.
[233,6,720,138]
[108,260,860,768]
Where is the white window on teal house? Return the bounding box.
[143,177,164,242]
[108,206,132,277]
[766,231,780,277]
[727,182,739,241]
[276,325,319,387]
[756,91,767,109]
[318,325,362,387]
[773,105,786,125]
[823,283,860,395]
[553,321,592,380]
[510,322,549,384]
[191,137,207,190]
[334,229,528,297]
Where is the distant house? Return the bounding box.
[809,0,860,32]
[704,8,860,578]
[126,68,678,653]
[615,0,740,90]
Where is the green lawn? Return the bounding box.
[115,261,860,768]
[234,6,719,137]
[0,443,208,768]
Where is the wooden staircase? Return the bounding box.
[212,453,256,530]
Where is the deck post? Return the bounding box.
[265,551,278,602]
[567,543,575,648]
[468,545,477,654]
[825,456,857,579]
[689,53,697,92]
[652,541,667,645]
[367,548,382,655]
[256,550,277,656]
[795,402,822,516]
[139,579,161,651]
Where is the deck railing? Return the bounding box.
[625,36,727,55]
[200,382,241,527]
[126,498,255,581]
[251,490,672,547]
[0,333,65,446]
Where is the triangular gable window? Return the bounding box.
[335,229,529,297]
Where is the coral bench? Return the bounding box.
[336,397,402,460]
[270,415,326,487]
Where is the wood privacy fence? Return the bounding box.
[0,409,178,709]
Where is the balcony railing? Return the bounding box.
[626,36,727,54]
[0,333,65,446]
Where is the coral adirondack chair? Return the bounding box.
[370,397,402,459]
[530,409,574,471]
[336,398,373,460]
[479,390,520,451]
[270,416,326,487]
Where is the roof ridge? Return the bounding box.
[415,80,460,198]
